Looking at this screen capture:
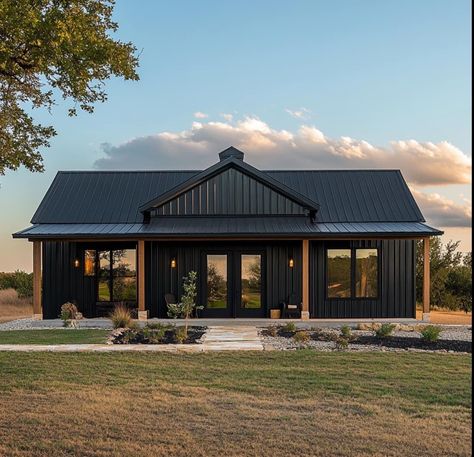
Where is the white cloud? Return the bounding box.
[95,115,472,188]
[193,111,208,119]
[285,107,311,120]
[221,113,233,122]
[410,188,472,227]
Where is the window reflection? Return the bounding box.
[98,251,111,301]
[96,249,137,302]
[327,249,351,298]
[355,249,378,298]
[84,250,96,276]
[241,254,262,309]
[207,255,227,309]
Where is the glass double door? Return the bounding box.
[203,250,265,318]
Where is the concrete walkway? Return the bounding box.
[200,326,264,351]
[0,326,264,352]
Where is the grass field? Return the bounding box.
[0,351,471,457]
[0,329,110,344]
[0,289,32,323]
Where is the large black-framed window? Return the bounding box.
[85,249,137,302]
[326,247,379,299]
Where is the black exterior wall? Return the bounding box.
[42,241,137,319]
[146,241,302,318]
[41,239,416,319]
[310,239,416,318]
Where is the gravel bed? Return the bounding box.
[0,318,112,331]
[261,325,472,353]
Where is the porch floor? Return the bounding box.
[7,316,421,330]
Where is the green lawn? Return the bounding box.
[0,329,110,344]
[0,351,471,456]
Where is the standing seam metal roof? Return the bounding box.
[30,169,425,224]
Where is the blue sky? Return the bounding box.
[0,0,471,271]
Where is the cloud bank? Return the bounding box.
[95,115,472,227]
[410,189,471,228]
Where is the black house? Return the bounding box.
[13,147,442,320]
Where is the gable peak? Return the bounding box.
[219,146,244,161]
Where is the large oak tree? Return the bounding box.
[0,0,139,174]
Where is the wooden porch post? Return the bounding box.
[422,237,431,322]
[32,241,42,319]
[137,240,148,320]
[301,239,310,320]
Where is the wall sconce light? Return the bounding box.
[74,259,80,268]
[289,258,294,268]
[170,258,177,269]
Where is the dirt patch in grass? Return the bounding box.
[0,329,110,345]
[0,352,471,457]
[0,289,32,323]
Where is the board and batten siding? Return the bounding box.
[310,239,416,318]
[151,168,307,216]
[146,241,302,318]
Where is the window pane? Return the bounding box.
[98,251,111,301]
[241,254,262,309]
[84,250,96,276]
[207,255,227,309]
[112,249,137,301]
[327,249,351,298]
[355,249,378,298]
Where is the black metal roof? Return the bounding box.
[14,147,441,238]
[138,154,320,214]
[30,170,424,224]
[13,220,442,239]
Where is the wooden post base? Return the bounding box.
[422,313,430,322]
[301,311,310,321]
[138,310,149,321]
[32,313,43,320]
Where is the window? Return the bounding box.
[96,249,137,302]
[84,250,96,276]
[206,254,227,309]
[98,251,111,301]
[241,254,262,309]
[355,249,378,298]
[327,249,352,298]
[112,250,137,301]
[327,247,379,299]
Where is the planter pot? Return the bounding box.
[270,309,281,319]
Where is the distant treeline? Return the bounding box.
[416,238,472,313]
[0,271,33,298]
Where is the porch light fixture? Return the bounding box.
[170,258,177,269]
[289,258,294,268]
[74,259,80,268]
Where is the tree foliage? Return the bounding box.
[416,237,472,312]
[0,0,139,174]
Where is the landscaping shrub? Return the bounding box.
[335,336,349,350]
[60,302,79,327]
[0,271,33,298]
[340,325,352,339]
[110,305,133,328]
[281,322,297,334]
[374,323,396,339]
[293,330,310,344]
[173,326,188,344]
[420,325,442,343]
[266,325,278,337]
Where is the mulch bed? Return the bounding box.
[112,326,207,345]
[353,335,472,353]
[263,328,472,353]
